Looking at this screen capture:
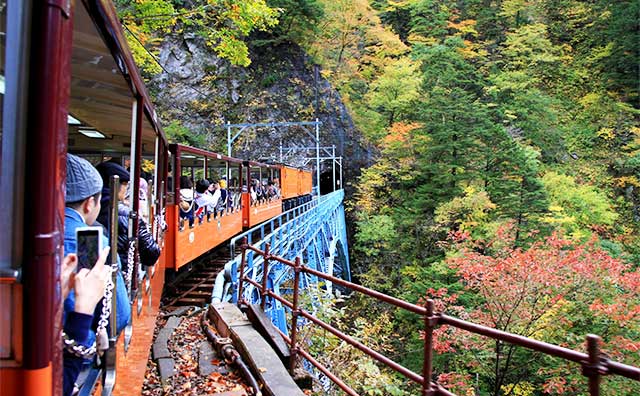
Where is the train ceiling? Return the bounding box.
[68,2,157,155]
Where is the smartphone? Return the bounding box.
[76,226,103,271]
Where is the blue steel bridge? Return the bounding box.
[212,189,351,334]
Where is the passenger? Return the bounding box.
[262,180,269,202]
[95,161,130,224]
[63,155,131,389]
[267,180,277,199]
[62,249,110,396]
[97,164,161,271]
[250,179,258,205]
[194,179,212,221]
[179,175,194,228]
[218,178,229,211]
[210,182,224,216]
[129,177,149,224]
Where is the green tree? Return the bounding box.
[262,0,324,44]
[117,0,280,69]
[409,38,493,209]
[365,59,421,128]
[408,0,454,42]
[485,142,550,246]
[540,171,618,239]
[163,120,206,147]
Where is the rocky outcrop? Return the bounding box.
[148,37,373,196]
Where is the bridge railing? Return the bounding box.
[236,240,640,396]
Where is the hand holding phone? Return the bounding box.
[74,247,110,315]
[76,226,104,271]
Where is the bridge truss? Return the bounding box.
[212,190,350,334]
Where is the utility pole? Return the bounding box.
[315,118,320,196]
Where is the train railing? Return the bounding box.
[236,241,640,396]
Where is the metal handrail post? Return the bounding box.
[237,237,248,306]
[289,257,301,374]
[102,174,119,396]
[586,335,602,396]
[261,243,270,311]
[108,175,119,335]
[423,299,435,396]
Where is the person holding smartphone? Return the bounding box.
[61,248,110,396]
[63,155,132,355]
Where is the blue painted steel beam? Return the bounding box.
[213,190,350,336]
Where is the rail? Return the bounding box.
[236,241,640,396]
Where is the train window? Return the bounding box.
[250,166,260,184]
[273,168,281,187]
[0,1,7,362]
[207,159,226,183]
[179,153,205,185]
[0,2,5,149]
[1,0,27,364]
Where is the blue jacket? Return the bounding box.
[62,208,131,395]
[63,311,92,396]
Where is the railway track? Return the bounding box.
[162,221,275,309]
[162,249,230,308]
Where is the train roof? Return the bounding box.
[172,143,310,170]
[68,0,166,155]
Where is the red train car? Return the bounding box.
[0,1,316,395]
[0,1,169,395]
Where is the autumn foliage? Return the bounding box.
[425,229,640,395]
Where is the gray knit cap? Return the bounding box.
[66,154,103,203]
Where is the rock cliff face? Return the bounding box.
[148,35,373,196]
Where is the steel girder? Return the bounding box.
[216,190,350,335]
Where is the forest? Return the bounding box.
[115,1,639,395]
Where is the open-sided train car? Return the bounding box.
[0,1,314,395]
[165,145,245,270]
[165,144,313,271]
[0,1,169,395]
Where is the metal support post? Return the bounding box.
[289,256,301,374]
[423,299,435,396]
[585,335,602,396]
[227,121,231,157]
[103,175,120,396]
[332,145,336,192]
[236,237,248,305]
[339,157,343,189]
[261,243,270,310]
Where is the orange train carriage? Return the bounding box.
[165,144,313,271]
[0,1,313,395]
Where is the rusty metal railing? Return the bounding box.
[236,238,640,396]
